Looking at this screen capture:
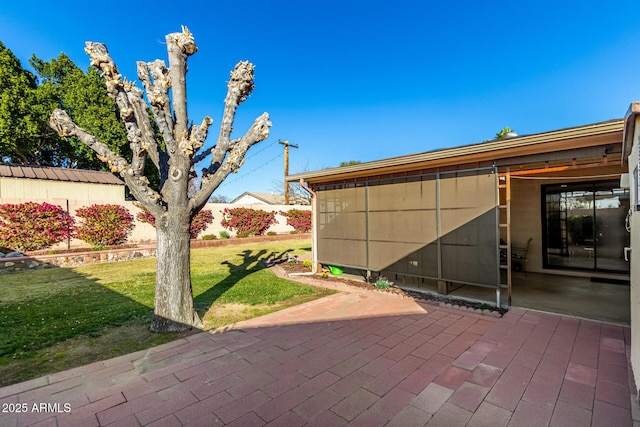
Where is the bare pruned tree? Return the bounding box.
[270,160,312,205]
[49,27,271,332]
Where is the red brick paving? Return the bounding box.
[0,280,637,426]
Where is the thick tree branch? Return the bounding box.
[137,60,176,157]
[190,137,235,166]
[165,26,197,140]
[211,61,255,165]
[49,108,164,216]
[180,116,213,157]
[190,143,216,165]
[124,82,159,175]
[84,42,160,174]
[129,84,161,168]
[190,112,271,212]
[50,109,128,173]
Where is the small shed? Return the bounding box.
[0,164,125,201]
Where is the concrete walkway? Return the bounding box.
[0,283,638,426]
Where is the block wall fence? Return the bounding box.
[0,198,311,251]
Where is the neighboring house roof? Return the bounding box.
[231,192,283,204]
[0,164,124,185]
[288,119,624,185]
[231,191,310,205]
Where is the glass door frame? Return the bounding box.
[541,179,630,274]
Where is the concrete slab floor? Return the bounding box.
[400,272,630,325]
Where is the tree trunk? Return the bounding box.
[150,209,202,332]
[49,29,271,334]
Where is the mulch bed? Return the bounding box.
[279,261,508,317]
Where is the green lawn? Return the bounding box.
[0,239,332,386]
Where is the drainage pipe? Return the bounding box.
[289,179,318,276]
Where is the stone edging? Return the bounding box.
[0,233,310,274]
[271,264,504,318]
[0,248,158,274]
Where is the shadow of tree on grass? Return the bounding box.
[193,247,299,317]
[0,264,161,386]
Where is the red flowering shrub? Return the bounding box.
[74,204,135,247]
[279,209,312,233]
[136,208,156,227]
[190,210,214,238]
[0,202,75,251]
[220,208,277,237]
[136,207,213,239]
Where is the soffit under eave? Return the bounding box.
[290,123,623,184]
[297,131,623,185]
[622,101,640,161]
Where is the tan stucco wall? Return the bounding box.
[0,197,310,250]
[510,178,543,272]
[509,165,627,275]
[0,177,124,201]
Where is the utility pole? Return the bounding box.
[279,140,298,204]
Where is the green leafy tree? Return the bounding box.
[339,160,361,167]
[30,53,129,170]
[0,44,134,170]
[483,127,517,143]
[30,53,161,189]
[0,48,160,190]
[0,42,44,164]
[494,127,516,140]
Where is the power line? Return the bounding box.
[218,152,283,187]
[193,138,279,167]
[244,138,279,161]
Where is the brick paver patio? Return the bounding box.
[0,280,637,426]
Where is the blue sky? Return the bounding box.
[2,1,640,200]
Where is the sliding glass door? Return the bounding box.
[543,180,630,274]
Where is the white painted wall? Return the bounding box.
[232,194,268,204]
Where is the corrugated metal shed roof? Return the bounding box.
[0,164,124,185]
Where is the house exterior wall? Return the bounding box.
[232,194,267,204]
[310,163,627,281]
[0,177,124,201]
[627,115,640,397]
[510,178,542,272]
[509,165,626,276]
